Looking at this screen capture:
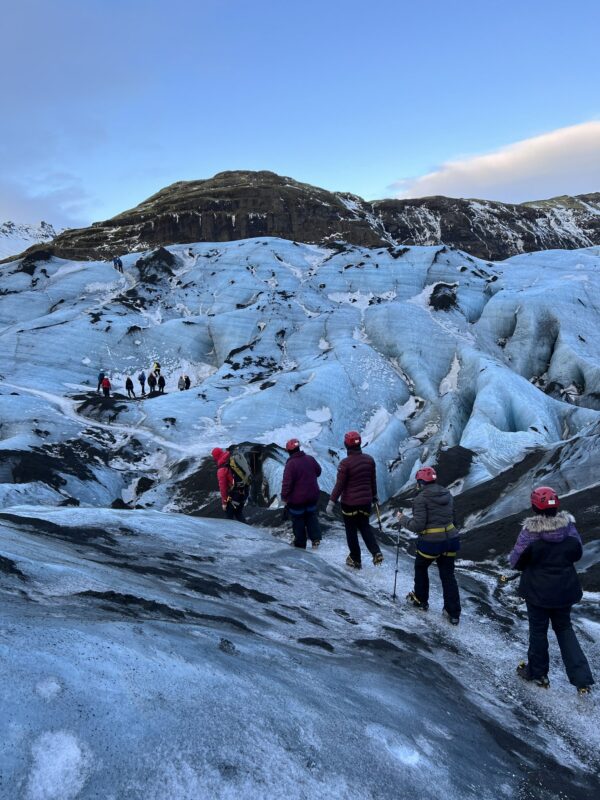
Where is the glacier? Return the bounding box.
[1,238,599,798]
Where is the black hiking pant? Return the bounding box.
[342,504,380,564]
[290,506,321,548]
[102,388,110,398]
[127,389,135,398]
[226,501,247,524]
[526,603,594,688]
[414,553,461,617]
[139,382,145,395]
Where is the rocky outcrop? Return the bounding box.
[6,171,600,262]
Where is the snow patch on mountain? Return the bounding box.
[0,220,61,260]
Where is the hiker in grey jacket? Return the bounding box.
[397,466,461,623]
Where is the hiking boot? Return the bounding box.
[373,552,384,566]
[443,609,460,626]
[346,554,362,569]
[406,591,428,611]
[311,539,321,549]
[577,686,592,696]
[517,662,549,688]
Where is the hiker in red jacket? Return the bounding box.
[211,447,249,523]
[101,376,111,398]
[327,431,383,568]
[281,438,322,549]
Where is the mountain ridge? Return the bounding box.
[4,170,600,262]
[0,220,60,260]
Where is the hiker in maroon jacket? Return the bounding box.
[327,431,383,569]
[281,438,322,549]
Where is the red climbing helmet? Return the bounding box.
[344,431,362,447]
[531,486,560,511]
[416,466,437,483]
[285,438,300,452]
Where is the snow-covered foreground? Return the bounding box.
[1,507,599,799]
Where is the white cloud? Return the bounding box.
[0,175,92,228]
[392,121,600,203]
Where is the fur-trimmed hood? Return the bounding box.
[522,511,574,534]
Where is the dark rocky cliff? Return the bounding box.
[7,170,600,262]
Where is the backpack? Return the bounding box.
[138,372,145,382]
[229,451,252,497]
[102,377,110,389]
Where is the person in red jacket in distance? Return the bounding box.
[327,431,383,569]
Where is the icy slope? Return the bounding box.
[1,239,599,534]
[1,506,598,799]
[0,220,59,260]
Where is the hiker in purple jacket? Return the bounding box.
[509,485,594,694]
[281,439,322,548]
[326,431,383,569]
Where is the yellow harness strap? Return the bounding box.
[422,524,456,534]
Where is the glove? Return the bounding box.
[499,574,509,584]
[373,496,379,506]
[326,500,335,516]
[396,512,409,527]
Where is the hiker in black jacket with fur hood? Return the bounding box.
[509,486,594,694]
[397,466,461,624]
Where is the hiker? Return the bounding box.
[138,370,146,395]
[326,431,383,568]
[178,375,185,391]
[212,447,251,523]
[184,375,191,390]
[281,439,322,549]
[509,486,594,694]
[125,376,135,398]
[112,256,123,273]
[97,370,105,393]
[101,375,111,398]
[397,466,461,624]
[153,361,161,376]
[147,372,157,394]
[157,374,166,394]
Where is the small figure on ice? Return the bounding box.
[125,376,135,398]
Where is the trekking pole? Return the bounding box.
[392,527,401,601]
[375,503,399,599]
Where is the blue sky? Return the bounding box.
[1,0,599,225]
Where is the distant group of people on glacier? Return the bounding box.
[211,431,594,695]
[96,362,191,399]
